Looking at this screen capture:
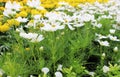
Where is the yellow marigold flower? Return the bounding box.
[7,19,15,27]
[40,10,48,15]
[0,0,7,2]
[0,24,10,32]
[42,4,55,8]
[14,20,20,26]
[7,19,20,27]
[19,11,28,17]
[0,7,5,10]
[31,9,40,15]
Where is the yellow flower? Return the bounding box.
[14,20,20,26]
[0,24,10,32]
[7,19,15,27]
[40,10,48,15]
[0,0,7,2]
[7,19,20,27]
[19,11,28,17]
[31,9,40,15]
[0,7,5,10]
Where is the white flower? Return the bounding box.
[57,64,63,71]
[27,0,44,10]
[98,40,110,47]
[41,67,49,74]
[55,71,63,77]
[113,47,118,52]
[31,35,44,42]
[5,1,21,11]
[34,15,41,20]
[67,24,75,30]
[95,33,108,40]
[107,34,120,41]
[103,65,109,73]
[88,72,95,77]
[40,22,65,32]
[3,9,16,17]
[109,29,116,34]
[20,32,44,42]
[96,23,102,28]
[16,17,28,23]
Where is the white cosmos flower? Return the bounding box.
[27,0,44,10]
[103,65,109,73]
[88,72,95,77]
[95,33,108,40]
[107,34,120,41]
[98,40,110,47]
[55,71,63,77]
[34,15,41,20]
[109,29,116,34]
[20,32,44,42]
[16,17,28,23]
[41,67,49,74]
[3,9,16,17]
[67,24,75,30]
[31,35,44,42]
[41,22,65,32]
[5,1,21,11]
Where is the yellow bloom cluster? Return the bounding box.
[0,22,10,32]
[7,19,20,27]
[0,19,20,32]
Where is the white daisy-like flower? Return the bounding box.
[20,32,44,42]
[3,9,16,17]
[41,67,49,74]
[107,34,120,41]
[103,65,109,73]
[5,1,21,11]
[55,71,63,77]
[98,40,110,47]
[109,29,116,34]
[16,17,28,23]
[31,35,44,42]
[88,72,95,77]
[27,0,44,10]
